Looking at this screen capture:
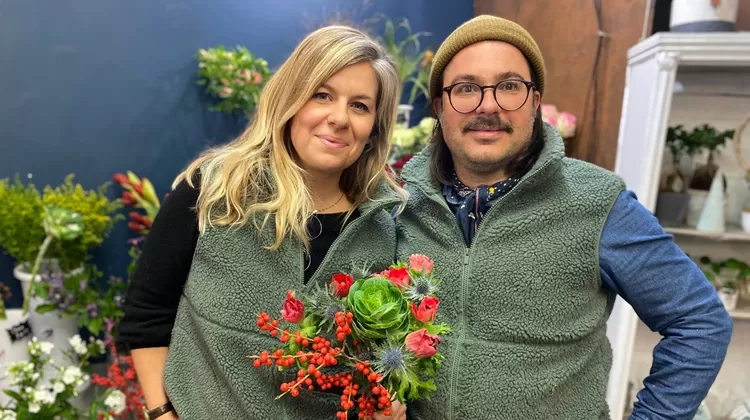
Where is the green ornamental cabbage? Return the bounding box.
[346,277,410,341]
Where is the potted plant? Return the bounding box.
[683,124,734,226]
[700,256,745,311]
[196,45,271,118]
[655,125,692,226]
[372,16,433,127]
[7,174,122,290]
[0,175,46,284]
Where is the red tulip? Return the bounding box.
[112,173,130,186]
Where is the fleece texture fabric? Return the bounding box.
[163,182,401,420]
[396,123,625,420]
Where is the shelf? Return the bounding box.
[665,225,750,242]
[730,304,750,320]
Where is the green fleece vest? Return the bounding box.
[396,125,625,420]
[163,183,401,420]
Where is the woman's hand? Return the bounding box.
[371,401,406,420]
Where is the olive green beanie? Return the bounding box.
[429,15,546,100]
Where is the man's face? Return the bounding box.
[434,41,540,181]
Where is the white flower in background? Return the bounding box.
[104,390,127,415]
[5,361,35,386]
[68,335,87,355]
[392,125,416,148]
[94,338,105,354]
[0,409,16,420]
[31,372,40,381]
[39,341,54,355]
[28,403,40,414]
[33,388,55,405]
[418,117,436,135]
[61,366,83,385]
[52,381,65,394]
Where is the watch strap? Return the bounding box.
[144,401,174,419]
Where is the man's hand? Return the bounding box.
[372,401,406,420]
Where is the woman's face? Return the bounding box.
[289,62,379,179]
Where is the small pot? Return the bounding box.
[670,0,740,32]
[655,192,691,227]
[742,211,750,233]
[0,309,33,406]
[718,287,739,311]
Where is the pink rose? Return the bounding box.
[408,254,434,275]
[556,112,576,138]
[405,329,440,358]
[280,290,304,324]
[410,296,439,323]
[252,71,263,84]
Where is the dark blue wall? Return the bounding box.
[0,0,472,307]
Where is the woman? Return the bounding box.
[117,25,408,420]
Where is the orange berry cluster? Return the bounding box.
[252,311,395,419]
[339,361,394,419]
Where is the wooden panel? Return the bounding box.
[473,0,650,170]
[737,0,750,31]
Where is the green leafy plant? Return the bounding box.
[32,266,127,337]
[41,174,123,272]
[699,256,749,290]
[0,175,45,268]
[22,205,84,315]
[197,46,271,116]
[684,124,735,190]
[661,125,689,193]
[0,282,11,320]
[373,16,433,105]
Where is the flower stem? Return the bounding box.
[22,234,54,315]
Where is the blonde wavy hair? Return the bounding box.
[174,25,406,251]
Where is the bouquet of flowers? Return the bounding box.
[248,254,450,419]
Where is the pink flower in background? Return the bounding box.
[241,68,252,81]
[541,104,559,126]
[219,87,233,98]
[542,104,576,139]
[556,111,577,138]
[252,72,263,84]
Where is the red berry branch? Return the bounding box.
[249,311,394,419]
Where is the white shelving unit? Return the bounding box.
[607,32,750,419]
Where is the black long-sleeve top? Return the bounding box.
[116,176,358,353]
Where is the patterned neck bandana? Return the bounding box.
[442,170,523,245]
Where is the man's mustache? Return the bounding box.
[462,116,513,134]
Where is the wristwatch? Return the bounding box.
[142,402,175,420]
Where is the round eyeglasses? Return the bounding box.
[442,79,535,114]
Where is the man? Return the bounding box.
[395,15,733,420]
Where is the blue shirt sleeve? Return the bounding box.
[599,190,733,420]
